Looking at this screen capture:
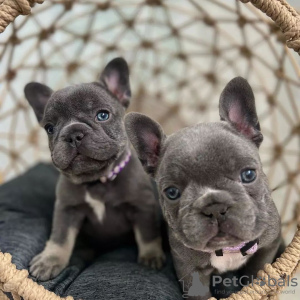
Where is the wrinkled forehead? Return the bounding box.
[44,82,118,119]
[158,122,261,183]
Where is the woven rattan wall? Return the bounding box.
[0,1,299,300]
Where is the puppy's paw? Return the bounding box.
[29,251,68,281]
[137,237,166,270]
[139,250,166,270]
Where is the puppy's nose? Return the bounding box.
[65,131,85,148]
[202,204,229,221]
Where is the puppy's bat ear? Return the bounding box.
[219,77,263,147]
[24,82,53,123]
[100,57,131,108]
[125,112,165,176]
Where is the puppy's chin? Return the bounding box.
[57,154,117,184]
[64,172,104,185]
[181,234,245,252]
[204,234,245,251]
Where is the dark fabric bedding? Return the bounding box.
[0,163,182,300]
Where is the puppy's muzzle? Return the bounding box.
[61,123,89,148]
[201,203,229,222]
[193,190,234,222]
[65,131,85,148]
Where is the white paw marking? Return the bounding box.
[29,227,78,280]
[134,227,165,269]
[85,192,106,222]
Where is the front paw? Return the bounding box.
[138,237,166,270]
[139,250,166,270]
[29,251,68,281]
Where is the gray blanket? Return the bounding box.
[0,163,182,300]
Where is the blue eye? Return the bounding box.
[45,124,54,135]
[164,187,181,200]
[241,169,256,183]
[96,110,110,121]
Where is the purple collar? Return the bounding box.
[214,239,259,257]
[100,150,131,183]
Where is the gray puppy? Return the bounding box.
[24,57,165,281]
[125,77,282,299]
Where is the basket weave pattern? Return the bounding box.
[0,0,299,299]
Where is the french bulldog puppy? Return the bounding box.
[125,77,282,299]
[25,57,165,281]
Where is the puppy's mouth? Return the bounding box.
[183,230,252,253]
[67,153,117,175]
[52,142,119,174]
[205,232,244,250]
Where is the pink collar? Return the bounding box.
[214,239,259,257]
[100,150,131,183]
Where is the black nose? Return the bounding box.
[202,204,229,221]
[65,131,85,148]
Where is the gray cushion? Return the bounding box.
[0,163,182,299]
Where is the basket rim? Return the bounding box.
[0,0,299,299]
[0,0,299,55]
[0,225,299,300]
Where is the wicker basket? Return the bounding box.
[0,0,299,299]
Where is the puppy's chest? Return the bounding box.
[85,193,106,222]
[84,192,131,225]
[210,252,249,273]
[83,192,133,243]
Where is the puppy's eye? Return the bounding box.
[96,110,110,121]
[164,187,181,200]
[44,124,54,135]
[241,169,256,183]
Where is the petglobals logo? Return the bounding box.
[212,274,298,288]
[179,272,298,298]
